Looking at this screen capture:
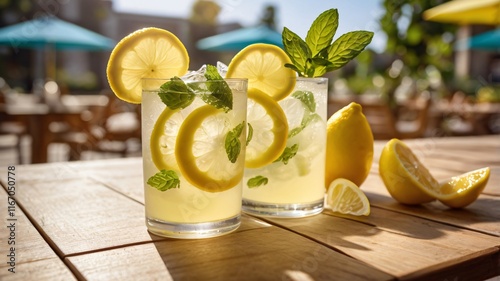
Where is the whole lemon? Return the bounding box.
[325,102,374,188]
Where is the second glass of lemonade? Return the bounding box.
[142,77,248,238]
[242,77,328,217]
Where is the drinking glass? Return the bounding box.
[242,77,328,217]
[142,78,248,238]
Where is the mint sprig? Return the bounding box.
[147,170,180,191]
[158,64,233,111]
[282,9,374,77]
[225,121,245,163]
[274,144,299,165]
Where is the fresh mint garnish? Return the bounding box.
[147,170,180,191]
[247,175,268,188]
[274,144,299,165]
[282,9,373,77]
[158,77,195,110]
[288,91,320,138]
[246,123,253,146]
[225,121,245,163]
[201,64,233,112]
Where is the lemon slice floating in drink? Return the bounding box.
[327,178,370,216]
[226,43,296,101]
[245,88,288,168]
[150,107,183,171]
[107,27,189,104]
[175,105,245,193]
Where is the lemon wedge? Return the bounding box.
[327,178,370,216]
[437,167,490,208]
[107,27,189,104]
[175,105,245,192]
[379,139,438,205]
[226,43,296,101]
[245,88,288,168]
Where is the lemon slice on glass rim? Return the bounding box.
[106,27,189,104]
[245,88,288,168]
[226,43,296,101]
[175,105,246,193]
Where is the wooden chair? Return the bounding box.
[49,91,141,161]
[0,80,27,164]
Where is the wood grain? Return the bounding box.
[0,188,76,281]
[67,225,394,281]
[263,209,500,280]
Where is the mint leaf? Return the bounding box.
[305,9,339,57]
[201,64,233,112]
[246,122,253,146]
[225,121,245,163]
[274,144,299,165]
[147,170,180,191]
[247,176,268,188]
[158,77,195,110]
[326,31,374,71]
[292,91,316,112]
[282,27,311,76]
[289,113,321,138]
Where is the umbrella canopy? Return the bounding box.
[456,28,500,50]
[196,25,283,52]
[0,16,115,50]
[423,0,500,25]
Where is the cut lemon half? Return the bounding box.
[226,43,296,101]
[175,105,245,193]
[379,139,437,205]
[437,167,490,208]
[246,88,288,168]
[107,27,189,104]
[327,178,370,216]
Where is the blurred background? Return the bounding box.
[0,0,499,165]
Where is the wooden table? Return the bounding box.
[1,136,499,280]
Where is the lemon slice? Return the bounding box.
[226,43,296,101]
[150,107,182,171]
[175,105,245,192]
[107,27,189,104]
[379,139,437,205]
[327,178,370,216]
[437,167,490,208]
[246,88,288,168]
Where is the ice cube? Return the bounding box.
[181,65,207,82]
[217,61,228,78]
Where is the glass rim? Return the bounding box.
[295,77,328,82]
[141,77,248,83]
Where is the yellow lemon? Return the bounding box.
[245,88,288,168]
[226,43,296,101]
[437,167,490,208]
[325,102,374,188]
[107,27,189,104]
[379,139,437,205]
[175,105,245,193]
[327,178,370,216]
[150,107,182,171]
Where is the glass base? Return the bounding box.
[242,198,324,218]
[146,214,240,239]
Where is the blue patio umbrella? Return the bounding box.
[0,16,115,80]
[468,29,500,50]
[196,25,283,52]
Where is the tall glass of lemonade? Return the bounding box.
[243,77,328,217]
[142,76,247,238]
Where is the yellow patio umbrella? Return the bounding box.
[423,0,500,25]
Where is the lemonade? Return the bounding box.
[242,77,328,216]
[142,78,247,238]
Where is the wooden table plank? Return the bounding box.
[67,226,394,281]
[263,209,500,280]
[0,188,76,281]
